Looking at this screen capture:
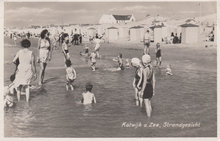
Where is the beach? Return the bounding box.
[4,37,217,137]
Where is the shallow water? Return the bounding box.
[4,38,217,137]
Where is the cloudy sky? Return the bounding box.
[4,2,216,27]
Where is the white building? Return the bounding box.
[99,14,135,24]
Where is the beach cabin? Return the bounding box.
[180,23,199,44]
[129,26,144,42]
[118,27,129,41]
[151,25,164,43]
[107,27,119,42]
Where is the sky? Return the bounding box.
[4,2,216,28]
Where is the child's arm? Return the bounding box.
[137,69,143,89]
[132,78,136,88]
[72,68,76,79]
[12,51,19,63]
[37,39,41,49]
[152,72,156,95]
[93,95,96,103]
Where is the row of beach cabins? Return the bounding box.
[5,16,216,45]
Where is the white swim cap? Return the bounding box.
[131,58,141,67]
[142,54,151,64]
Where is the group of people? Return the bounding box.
[4,28,174,118]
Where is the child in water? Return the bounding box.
[125,59,130,68]
[81,83,96,105]
[62,33,70,60]
[113,53,124,70]
[65,59,76,91]
[4,84,15,108]
[80,44,90,57]
[90,51,96,71]
[166,64,173,75]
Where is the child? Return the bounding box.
[166,64,173,75]
[90,51,96,71]
[125,59,130,68]
[80,44,90,57]
[155,43,162,66]
[4,84,15,108]
[81,83,96,105]
[113,53,124,70]
[65,59,76,91]
[62,33,70,60]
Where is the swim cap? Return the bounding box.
[142,54,151,64]
[131,58,141,67]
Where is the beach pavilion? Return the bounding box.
[180,23,199,44]
[129,26,144,42]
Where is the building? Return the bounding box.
[180,23,199,44]
[129,26,144,42]
[107,27,119,42]
[99,14,135,24]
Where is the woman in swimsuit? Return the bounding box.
[38,29,51,85]
[140,54,156,118]
[131,58,144,107]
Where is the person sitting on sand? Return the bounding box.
[131,58,144,107]
[81,83,96,105]
[65,59,76,91]
[166,64,173,75]
[90,51,97,71]
[155,43,162,66]
[140,54,156,118]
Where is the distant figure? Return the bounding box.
[125,59,130,68]
[141,54,156,118]
[79,34,82,44]
[179,33,182,43]
[81,83,96,105]
[13,39,37,102]
[170,32,174,44]
[65,59,76,91]
[143,30,151,54]
[155,43,162,66]
[90,51,97,71]
[38,29,51,86]
[93,34,102,58]
[13,34,17,46]
[27,32,31,39]
[166,64,173,75]
[80,44,90,57]
[173,33,178,44]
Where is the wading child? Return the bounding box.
[4,84,15,108]
[113,53,124,70]
[90,51,96,71]
[81,83,96,105]
[65,59,76,91]
[125,59,130,68]
[166,64,173,75]
[155,43,162,66]
[80,44,90,57]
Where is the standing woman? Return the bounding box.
[13,39,37,102]
[143,30,151,55]
[131,58,144,107]
[140,54,156,118]
[38,29,51,85]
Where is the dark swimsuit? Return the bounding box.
[143,66,153,99]
[64,49,69,54]
[156,49,161,58]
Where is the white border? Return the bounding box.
[0,0,219,141]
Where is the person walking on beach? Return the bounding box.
[13,39,37,102]
[38,29,52,85]
[143,30,151,54]
[140,54,156,118]
[131,58,144,107]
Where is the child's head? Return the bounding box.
[21,39,31,48]
[85,83,93,92]
[65,59,72,67]
[62,33,69,43]
[119,53,122,58]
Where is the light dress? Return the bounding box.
[39,39,50,63]
[13,49,33,88]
